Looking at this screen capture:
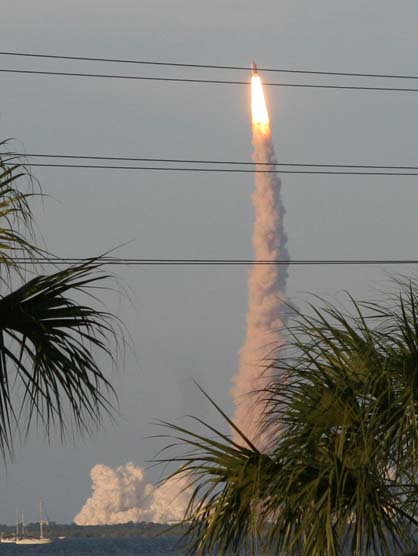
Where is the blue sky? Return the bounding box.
[1,0,418,523]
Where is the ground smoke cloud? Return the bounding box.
[74,463,190,525]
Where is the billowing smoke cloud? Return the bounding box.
[232,75,289,447]
[74,463,190,525]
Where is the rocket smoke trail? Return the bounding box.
[232,67,289,447]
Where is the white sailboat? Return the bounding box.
[0,537,17,543]
[0,509,20,543]
[15,500,53,545]
[0,536,17,543]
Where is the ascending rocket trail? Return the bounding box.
[232,63,289,447]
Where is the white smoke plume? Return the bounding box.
[232,75,289,447]
[74,463,190,525]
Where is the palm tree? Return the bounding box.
[159,287,418,556]
[0,145,120,461]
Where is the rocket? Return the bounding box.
[251,61,258,75]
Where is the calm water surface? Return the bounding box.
[0,537,186,556]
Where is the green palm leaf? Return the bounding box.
[0,143,41,276]
[159,283,418,556]
[0,259,119,458]
[155,401,274,556]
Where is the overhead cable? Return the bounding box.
[5,152,418,171]
[1,50,417,80]
[13,257,418,266]
[5,162,418,176]
[3,68,418,92]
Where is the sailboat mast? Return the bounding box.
[39,499,43,539]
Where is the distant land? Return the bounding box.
[0,521,187,539]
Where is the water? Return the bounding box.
[0,537,186,556]
[1,536,414,556]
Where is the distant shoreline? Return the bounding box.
[0,522,187,539]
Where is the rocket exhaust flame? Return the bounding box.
[232,67,289,447]
[251,74,270,134]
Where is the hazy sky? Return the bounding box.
[1,0,418,523]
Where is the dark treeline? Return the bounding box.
[0,521,187,539]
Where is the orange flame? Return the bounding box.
[251,75,270,134]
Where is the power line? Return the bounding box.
[1,50,418,81]
[5,162,418,176]
[6,152,418,171]
[13,257,418,266]
[3,68,418,92]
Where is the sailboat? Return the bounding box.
[0,535,17,543]
[0,509,20,543]
[15,500,53,545]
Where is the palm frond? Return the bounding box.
[158,282,418,556]
[155,408,275,556]
[0,259,120,456]
[0,143,42,278]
